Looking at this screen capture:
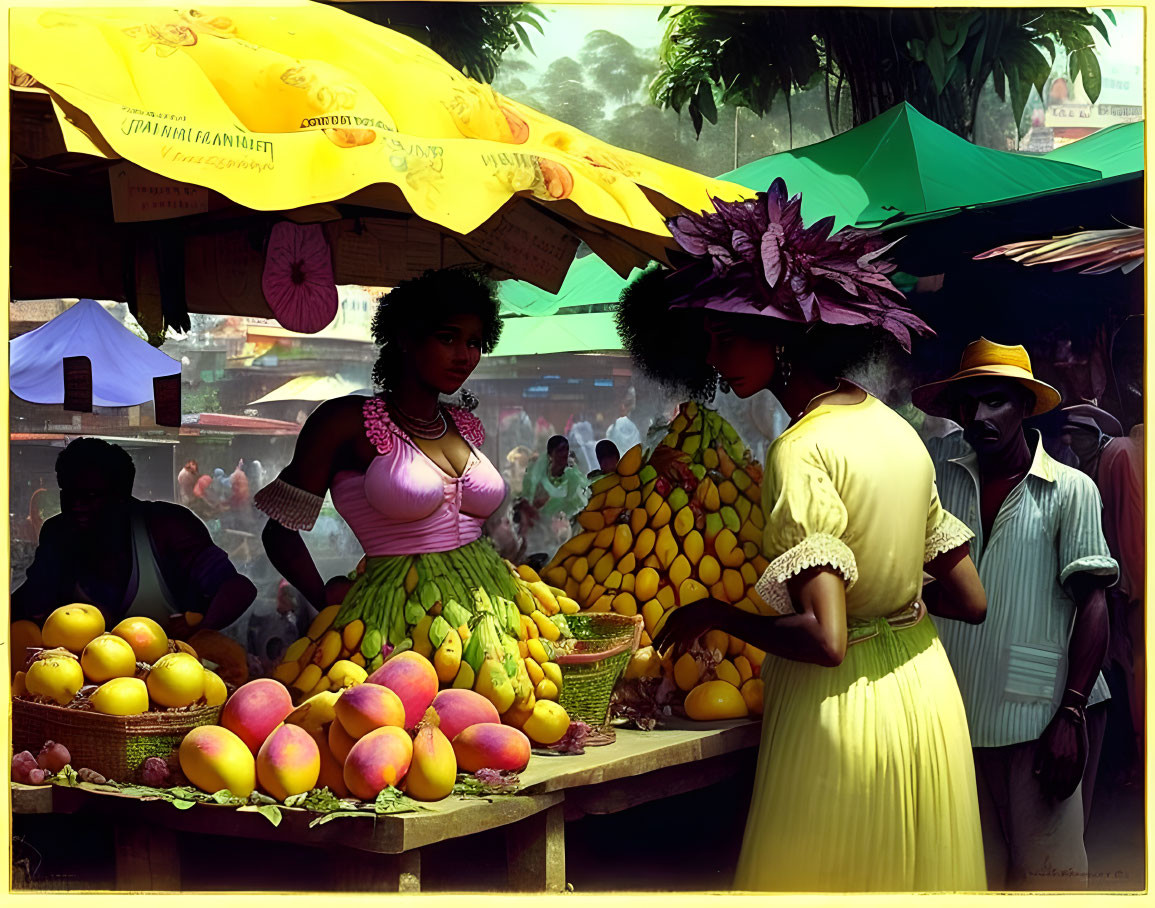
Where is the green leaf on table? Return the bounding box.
[308,810,373,828]
[429,615,451,649]
[442,599,470,629]
[247,790,278,807]
[283,792,309,809]
[211,789,246,806]
[255,805,283,827]
[373,786,428,815]
[172,799,196,810]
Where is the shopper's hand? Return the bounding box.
[652,599,724,660]
[1033,708,1088,801]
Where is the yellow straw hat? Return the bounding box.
[911,338,1061,418]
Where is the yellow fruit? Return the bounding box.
[719,481,738,505]
[587,492,607,511]
[42,603,106,654]
[350,653,367,668]
[147,652,206,708]
[433,628,463,684]
[684,680,748,720]
[624,645,662,680]
[617,444,643,476]
[655,526,678,569]
[679,578,709,605]
[741,679,764,715]
[629,507,648,535]
[740,562,758,586]
[617,551,637,575]
[643,554,661,570]
[633,527,656,560]
[674,653,702,692]
[702,447,719,470]
[531,611,561,642]
[80,633,138,683]
[604,570,623,591]
[273,661,301,685]
[733,597,757,614]
[533,678,559,701]
[592,525,615,551]
[313,629,342,668]
[474,659,516,714]
[704,630,730,658]
[611,592,638,616]
[577,511,605,532]
[292,663,323,694]
[635,567,660,602]
[650,500,672,529]
[591,472,622,496]
[307,604,341,641]
[297,642,318,668]
[560,532,596,557]
[698,479,721,512]
[527,638,550,665]
[711,581,729,601]
[452,661,476,690]
[284,637,311,664]
[12,671,27,697]
[698,555,722,587]
[728,634,747,657]
[592,551,616,584]
[734,655,753,685]
[557,596,580,615]
[683,530,704,565]
[611,524,633,559]
[411,615,435,659]
[203,670,228,707]
[541,661,563,691]
[544,566,568,587]
[656,586,676,611]
[620,473,641,491]
[91,676,150,716]
[528,581,560,614]
[715,659,741,688]
[735,496,753,524]
[641,599,665,635]
[672,506,695,537]
[605,485,627,509]
[327,659,368,688]
[740,521,762,546]
[112,616,170,665]
[570,556,590,583]
[404,564,419,594]
[722,569,746,602]
[715,530,743,568]
[744,643,767,669]
[522,699,570,745]
[517,564,542,584]
[26,653,85,704]
[669,554,692,589]
[525,657,545,686]
[577,573,596,604]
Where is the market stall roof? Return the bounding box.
[1044,121,1144,179]
[9,1,752,317]
[492,311,623,357]
[498,102,1107,319]
[249,374,367,405]
[180,413,302,436]
[9,298,180,406]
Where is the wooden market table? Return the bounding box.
[11,720,761,893]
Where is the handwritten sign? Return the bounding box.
[328,218,444,286]
[62,356,92,412]
[456,204,579,294]
[109,162,210,222]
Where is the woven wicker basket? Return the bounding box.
[556,613,643,734]
[12,698,221,784]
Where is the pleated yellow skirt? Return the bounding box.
[733,618,986,892]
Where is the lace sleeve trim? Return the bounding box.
[924,511,974,563]
[447,405,485,447]
[753,533,859,616]
[363,396,403,455]
[253,478,324,532]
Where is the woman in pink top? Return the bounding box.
[255,269,551,675]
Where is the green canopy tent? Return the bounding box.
[1044,121,1143,179]
[498,102,1105,343]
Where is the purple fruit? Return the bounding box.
[37,740,71,773]
[141,756,171,787]
[12,751,38,783]
[27,768,47,785]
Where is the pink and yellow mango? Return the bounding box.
[219,678,295,755]
[343,726,414,800]
[367,651,438,729]
[404,715,457,802]
[452,722,531,773]
[328,716,358,764]
[431,688,501,742]
[179,725,256,797]
[333,683,406,739]
[256,723,320,802]
[310,728,349,798]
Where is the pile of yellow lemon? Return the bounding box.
[11,605,225,716]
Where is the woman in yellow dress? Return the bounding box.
[641,180,988,891]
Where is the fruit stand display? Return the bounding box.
[528,401,773,722]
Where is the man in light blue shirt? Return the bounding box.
[914,339,1117,891]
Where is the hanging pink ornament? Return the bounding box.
[261,221,339,333]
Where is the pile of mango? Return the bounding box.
[11,606,228,715]
[535,402,774,720]
[271,580,577,737]
[180,651,561,805]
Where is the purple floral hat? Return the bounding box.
[665,178,933,351]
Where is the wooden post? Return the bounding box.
[505,802,565,892]
[114,823,181,891]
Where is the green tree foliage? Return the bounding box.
[651,7,1114,139]
[579,30,653,102]
[328,2,546,84]
[533,56,607,135]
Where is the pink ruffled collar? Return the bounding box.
[363,397,484,456]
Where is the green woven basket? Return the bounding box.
[556,613,642,732]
